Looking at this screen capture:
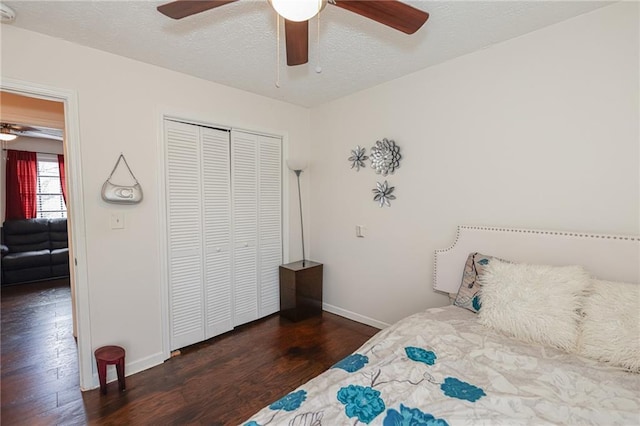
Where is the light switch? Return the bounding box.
[356,225,365,238]
[111,213,125,229]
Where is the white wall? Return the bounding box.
[309,2,639,327]
[1,25,311,385]
[4,137,64,155]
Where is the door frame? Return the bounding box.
[1,77,93,390]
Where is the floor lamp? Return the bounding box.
[287,160,307,267]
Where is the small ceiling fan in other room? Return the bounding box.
[0,123,64,142]
[157,0,429,66]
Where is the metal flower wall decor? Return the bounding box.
[372,180,396,208]
[348,145,368,171]
[347,137,402,208]
[370,138,401,176]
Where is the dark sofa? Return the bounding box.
[1,218,70,285]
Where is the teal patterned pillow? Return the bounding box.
[453,253,501,313]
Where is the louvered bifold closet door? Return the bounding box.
[165,120,205,350]
[201,128,233,339]
[231,131,259,326]
[258,135,282,317]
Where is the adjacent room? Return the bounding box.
[1,0,637,424]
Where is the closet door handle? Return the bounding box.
[244,243,249,248]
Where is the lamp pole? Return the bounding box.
[294,169,305,267]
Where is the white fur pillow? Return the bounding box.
[478,260,590,351]
[578,279,640,372]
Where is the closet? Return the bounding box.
[163,119,282,351]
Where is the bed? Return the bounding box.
[243,226,640,425]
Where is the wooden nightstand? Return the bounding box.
[279,260,323,321]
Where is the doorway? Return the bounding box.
[0,79,92,391]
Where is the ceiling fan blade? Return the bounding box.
[4,124,37,132]
[332,0,429,34]
[157,0,238,20]
[285,19,309,66]
[19,130,64,141]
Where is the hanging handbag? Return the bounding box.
[101,154,143,204]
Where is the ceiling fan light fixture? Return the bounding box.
[0,131,17,141]
[269,0,326,22]
[0,124,17,141]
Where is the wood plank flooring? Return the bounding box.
[1,280,380,425]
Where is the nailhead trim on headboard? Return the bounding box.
[433,225,640,291]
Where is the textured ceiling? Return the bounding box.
[2,1,613,107]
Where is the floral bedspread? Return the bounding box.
[242,306,640,425]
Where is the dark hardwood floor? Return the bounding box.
[1,280,379,425]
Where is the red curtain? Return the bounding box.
[58,154,67,206]
[5,150,38,220]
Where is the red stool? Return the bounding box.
[94,345,126,395]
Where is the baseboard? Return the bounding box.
[322,303,390,329]
[87,351,165,391]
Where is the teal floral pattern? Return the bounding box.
[472,295,482,311]
[333,354,369,373]
[405,347,436,366]
[454,253,505,313]
[269,390,307,411]
[440,377,486,402]
[337,384,386,424]
[243,306,637,425]
[384,404,449,426]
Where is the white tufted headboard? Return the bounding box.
[434,225,640,294]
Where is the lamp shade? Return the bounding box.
[269,0,326,22]
[287,159,308,172]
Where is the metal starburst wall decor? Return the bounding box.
[348,145,368,171]
[372,180,396,208]
[370,138,401,176]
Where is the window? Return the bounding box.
[36,153,67,218]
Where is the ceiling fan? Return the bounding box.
[157,0,429,66]
[0,123,64,142]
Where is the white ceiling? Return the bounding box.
[3,1,613,107]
